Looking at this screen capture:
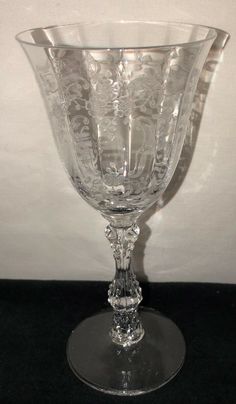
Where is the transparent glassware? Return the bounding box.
[16,21,225,395]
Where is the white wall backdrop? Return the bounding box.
[0,0,235,282]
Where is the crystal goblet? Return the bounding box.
[16,21,219,395]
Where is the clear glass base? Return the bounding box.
[67,308,185,396]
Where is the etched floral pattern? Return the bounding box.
[35,43,203,214]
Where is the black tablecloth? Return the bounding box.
[0,280,236,403]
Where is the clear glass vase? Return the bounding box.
[16,21,227,395]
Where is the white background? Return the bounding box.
[0,0,235,282]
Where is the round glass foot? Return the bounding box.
[67,308,185,396]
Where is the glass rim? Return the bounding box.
[15,20,220,50]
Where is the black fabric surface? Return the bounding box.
[0,280,236,403]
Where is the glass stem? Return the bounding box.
[105,222,144,347]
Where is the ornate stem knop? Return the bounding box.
[105,223,144,347]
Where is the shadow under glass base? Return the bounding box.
[67,309,185,396]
